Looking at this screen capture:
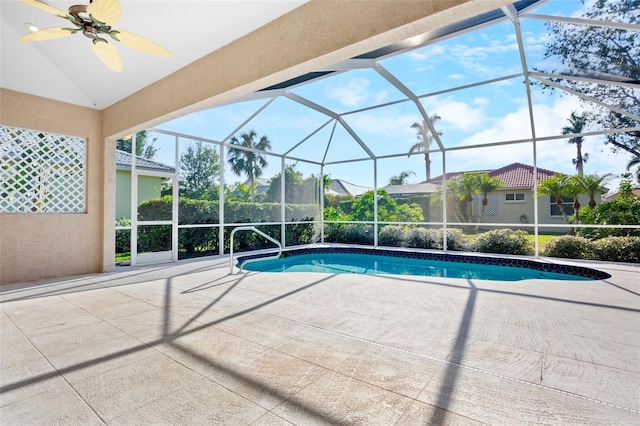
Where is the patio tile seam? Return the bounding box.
[1,314,108,422]
[163,340,334,415]
[265,312,640,416]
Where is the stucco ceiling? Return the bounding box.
[0,0,307,110]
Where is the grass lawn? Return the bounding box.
[526,233,562,247]
[115,253,131,263]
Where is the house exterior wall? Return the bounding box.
[475,189,602,233]
[0,88,106,284]
[115,171,164,220]
[1,1,513,284]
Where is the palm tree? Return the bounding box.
[430,177,464,223]
[388,170,415,185]
[458,173,480,224]
[409,114,442,181]
[562,111,590,176]
[227,129,272,203]
[322,174,333,192]
[538,173,572,230]
[475,174,503,230]
[576,173,611,209]
[563,176,584,234]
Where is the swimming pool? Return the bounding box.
[239,247,610,281]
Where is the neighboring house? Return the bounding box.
[327,179,372,197]
[252,177,271,197]
[428,163,605,231]
[602,187,640,202]
[115,150,175,220]
[381,183,439,198]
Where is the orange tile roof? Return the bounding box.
[427,163,557,189]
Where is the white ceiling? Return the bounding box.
[0,0,307,109]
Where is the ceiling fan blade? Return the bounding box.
[18,0,68,18]
[87,0,122,26]
[91,40,123,72]
[19,27,75,42]
[109,29,172,58]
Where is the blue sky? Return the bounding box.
[152,0,633,192]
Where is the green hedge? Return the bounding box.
[135,197,319,255]
[592,237,640,263]
[375,225,466,251]
[542,235,595,260]
[542,235,640,263]
[471,229,534,256]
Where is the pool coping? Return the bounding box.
[237,245,611,280]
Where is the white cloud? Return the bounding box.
[448,73,465,80]
[375,90,389,104]
[323,77,370,107]
[443,95,631,181]
[422,96,486,132]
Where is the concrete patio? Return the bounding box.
[1,254,639,425]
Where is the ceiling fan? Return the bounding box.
[18,0,172,72]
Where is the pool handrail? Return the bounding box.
[229,226,282,274]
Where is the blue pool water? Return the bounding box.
[242,252,594,281]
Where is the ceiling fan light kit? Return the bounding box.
[18,0,172,72]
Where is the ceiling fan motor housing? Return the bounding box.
[69,4,110,39]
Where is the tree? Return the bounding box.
[576,173,611,209]
[563,176,585,234]
[116,131,158,159]
[227,129,272,203]
[538,174,573,230]
[579,173,640,238]
[409,114,442,181]
[322,174,333,192]
[562,112,590,175]
[475,174,503,229]
[458,173,480,223]
[264,164,320,204]
[430,177,465,223]
[541,0,639,163]
[627,156,640,184]
[350,190,423,222]
[179,141,220,199]
[388,170,415,185]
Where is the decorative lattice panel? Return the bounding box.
[0,125,86,213]
[472,193,498,217]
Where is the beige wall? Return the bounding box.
[1,88,105,284]
[477,190,600,233]
[1,0,513,284]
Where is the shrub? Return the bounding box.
[592,236,640,263]
[344,224,374,245]
[115,217,131,253]
[378,225,407,247]
[473,229,534,256]
[578,189,640,239]
[406,227,438,249]
[137,225,172,253]
[542,235,594,259]
[432,228,467,251]
[285,219,319,246]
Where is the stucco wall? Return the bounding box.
[0,88,105,284]
[476,190,601,233]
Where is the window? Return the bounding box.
[549,195,574,217]
[505,192,525,203]
[0,125,86,213]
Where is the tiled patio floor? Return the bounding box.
[1,254,639,425]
